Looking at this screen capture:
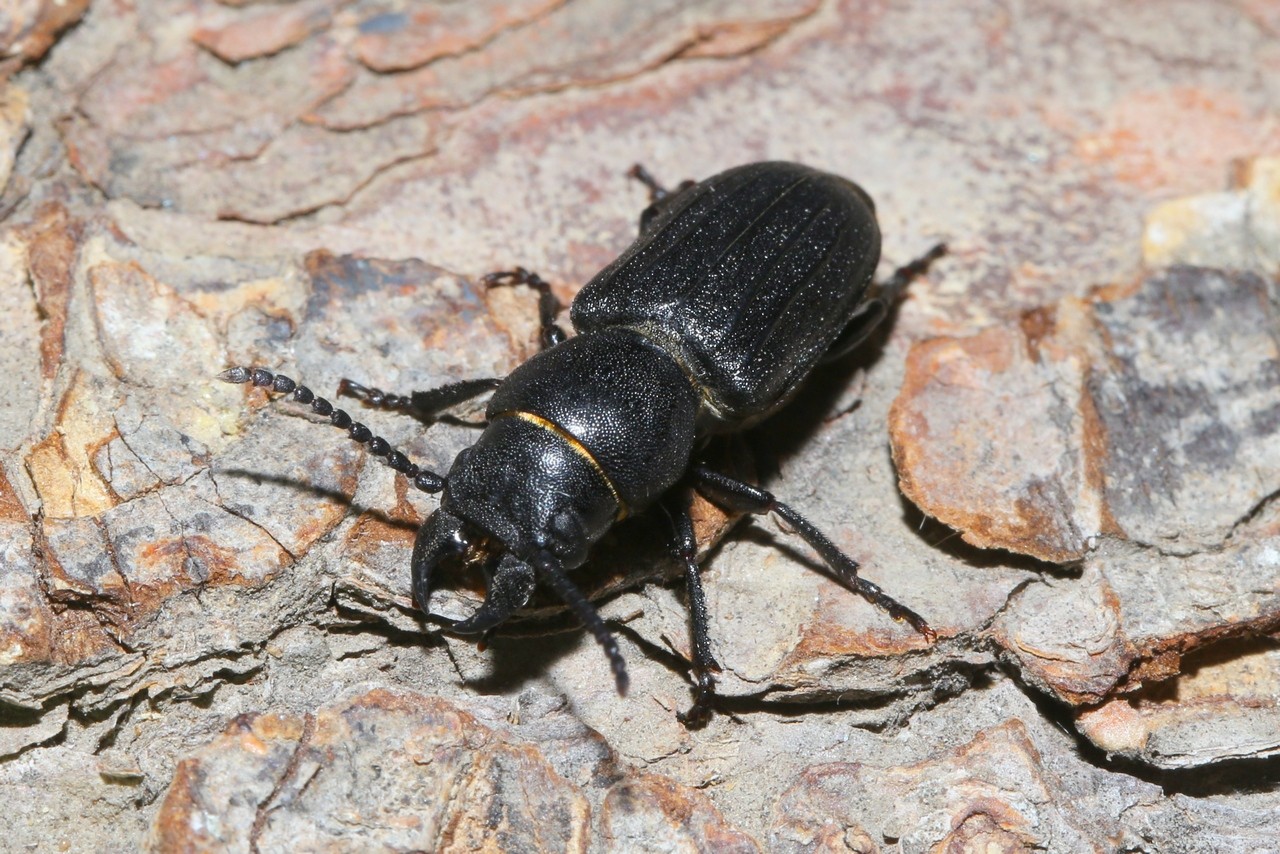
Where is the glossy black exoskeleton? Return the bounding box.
[222,162,944,724]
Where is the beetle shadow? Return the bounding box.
[457,535,824,704]
[745,305,900,476]
[894,493,1077,578]
[447,626,586,695]
[214,468,421,535]
[729,299,1069,581]
[732,524,831,576]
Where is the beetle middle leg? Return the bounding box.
[690,466,936,642]
[483,266,566,350]
[627,164,697,233]
[664,492,722,726]
[337,264,568,419]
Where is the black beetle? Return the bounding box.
[222,161,943,723]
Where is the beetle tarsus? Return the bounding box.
[483,267,566,349]
[220,366,447,494]
[627,163,668,202]
[337,378,414,411]
[691,466,936,644]
[627,164,698,233]
[626,164,696,203]
[881,242,948,305]
[822,241,949,362]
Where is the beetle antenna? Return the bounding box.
[531,551,629,695]
[219,366,446,494]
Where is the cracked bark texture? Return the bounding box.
[1,0,1278,850]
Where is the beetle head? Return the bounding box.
[410,502,628,693]
[408,418,629,692]
[440,417,618,569]
[409,415,613,634]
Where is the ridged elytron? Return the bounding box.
[222,161,943,724]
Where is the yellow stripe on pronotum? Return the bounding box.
[493,410,629,520]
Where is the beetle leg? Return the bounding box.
[690,466,936,643]
[665,492,721,727]
[626,163,672,202]
[219,367,447,495]
[627,164,697,234]
[626,163,696,203]
[822,243,948,363]
[878,242,947,307]
[337,376,500,424]
[483,267,567,350]
[821,298,890,363]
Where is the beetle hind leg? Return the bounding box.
[691,466,936,642]
[823,243,949,363]
[879,242,947,307]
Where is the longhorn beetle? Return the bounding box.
[222,162,944,724]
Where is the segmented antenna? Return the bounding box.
[219,366,446,494]
[531,551,629,695]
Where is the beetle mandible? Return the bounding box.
[222,161,944,724]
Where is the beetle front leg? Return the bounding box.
[483,267,567,350]
[665,492,722,727]
[337,376,500,423]
[690,466,936,642]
